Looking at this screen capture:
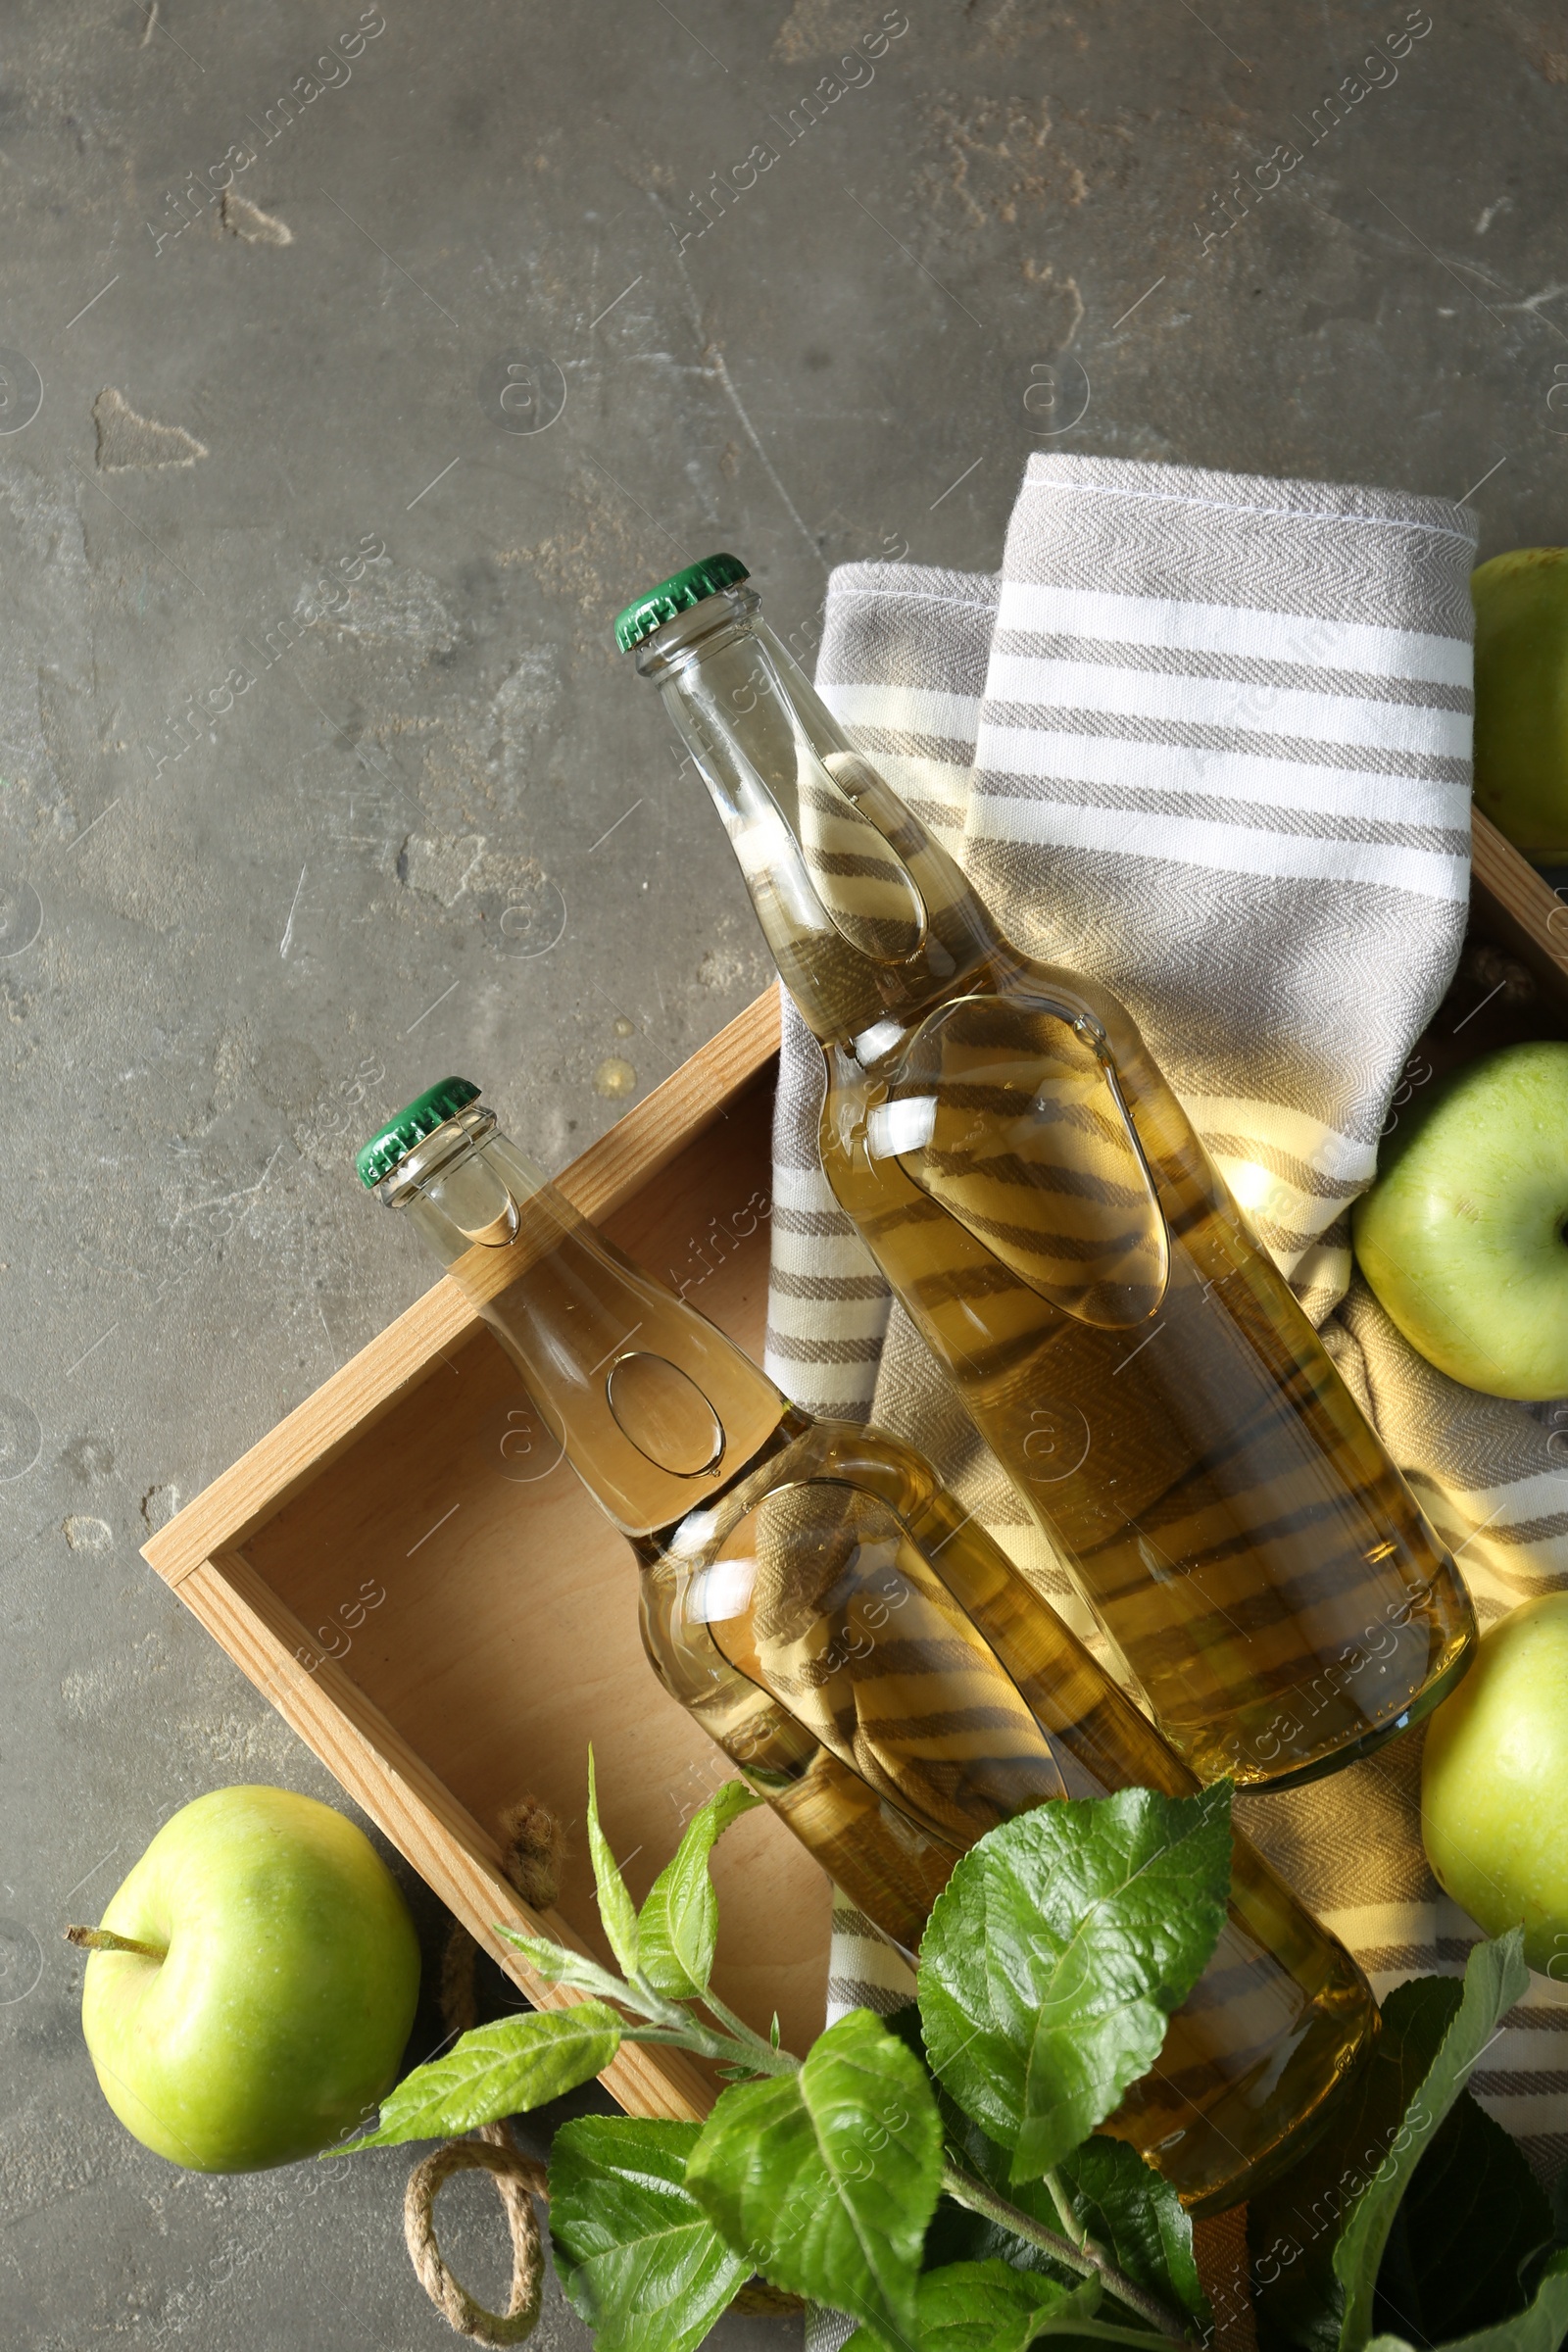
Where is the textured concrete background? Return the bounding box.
[1,0,1564,2342]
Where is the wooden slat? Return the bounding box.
[1470,808,1568,1017]
[185,1549,712,2124]
[144,989,781,1591]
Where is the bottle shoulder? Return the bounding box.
[826,953,1149,1096]
[643,1416,944,1565]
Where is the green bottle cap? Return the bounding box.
[355,1076,481,1189]
[612,553,750,652]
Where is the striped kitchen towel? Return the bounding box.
[768,453,1568,2214]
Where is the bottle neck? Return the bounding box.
[635,589,1003,1051]
[378,1113,791,1537]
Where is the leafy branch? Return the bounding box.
[341,1756,1222,2348]
[337,1752,1563,2352]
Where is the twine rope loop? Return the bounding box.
[405,1796,566,2342]
[404,2122,549,2346]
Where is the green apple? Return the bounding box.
[1423,1593,1568,1976]
[78,1786,420,2172]
[1473,546,1568,860]
[1350,1040,1568,1400]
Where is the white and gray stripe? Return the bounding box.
[768,455,1567,2185]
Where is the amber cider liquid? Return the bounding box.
[640,1416,1373,2215]
[634,589,1476,1791]
[389,1112,1373,2213]
[816,958,1475,1788]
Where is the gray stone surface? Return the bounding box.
[0,0,1563,2342]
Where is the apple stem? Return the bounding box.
[65,1924,167,1962]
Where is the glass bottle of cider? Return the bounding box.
[356,1076,1373,2213]
[615,555,1478,1791]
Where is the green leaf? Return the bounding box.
[844,2261,1102,2352]
[685,2006,943,2348]
[1250,1974,1462,2352]
[883,2006,1076,2288]
[925,2111,1206,2329]
[495,1927,634,2005]
[587,1745,640,1978]
[1058,2135,1208,2333]
[888,2002,1205,2337]
[1334,1933,1531,2351]
[550,2116,749,2352]
[1251,1955,1547,2352]
[636,1780,761,2001]
[1364,2247,1568,2352]
[336,1999,621,2149]
[1374,2081,1553,2345]
[919,1784,1232,2184]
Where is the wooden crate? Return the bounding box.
[142,811,1568,2128]
[142,988,797,2126]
